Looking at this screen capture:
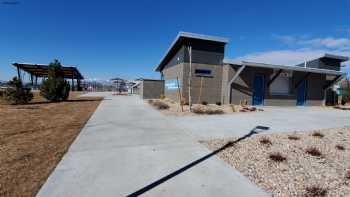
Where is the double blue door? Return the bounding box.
[253,74,265,105]
[296,80,307,106]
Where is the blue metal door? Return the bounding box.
[253,74,264,105]
[297,80,307,106]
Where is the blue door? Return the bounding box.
[296,80,307,106]
[253,74,264,105]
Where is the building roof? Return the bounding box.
[223,59,346,76]
[321,53,349,62]
[13,62,84,80]
[155,32,229,71]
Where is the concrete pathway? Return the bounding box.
[37,93,269,197]
[175,106,350,140]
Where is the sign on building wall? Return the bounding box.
[165,79,181,90]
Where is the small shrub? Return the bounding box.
[151,100,169,110]
[4,77,33,104]
[201,101,208,105]
[207,108,224,115]
[259,137,272,145]
[305,186,327,197]
[40,59,70,102]
[268,152,286,162]
[335,144,345,151]
[192,105,224,115]
[345,170,350,179]
[215,101,221,106]
[312,132,324,138]
[305,147,322,157]
[288,135,300,140]
[160,94,165,99]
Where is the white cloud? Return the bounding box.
[230,48,350,75]
[275,35,350,49]
[230,35,350,76]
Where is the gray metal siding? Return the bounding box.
[141,80,165,99]
[182,63,223,104]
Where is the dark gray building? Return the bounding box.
[155,32,348,106]
[133,79,164,99]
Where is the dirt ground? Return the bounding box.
[203,127,350,196]
[0,92,102,197]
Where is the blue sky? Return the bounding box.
[1,0,350,81]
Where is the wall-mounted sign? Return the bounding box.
[165,79,181,90]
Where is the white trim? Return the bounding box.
[223,60,346,76]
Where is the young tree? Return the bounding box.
[40,59,70,101]
[5,77,33,104]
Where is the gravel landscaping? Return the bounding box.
[147,98,263,116]
[203,127,350,196]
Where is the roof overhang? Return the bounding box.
[224,59,346,76]
[155,32,229,72]
[13,62,84,80]
[322,53,349,62]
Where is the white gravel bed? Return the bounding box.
[203,127,350,196]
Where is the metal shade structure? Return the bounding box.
[13,62,84,90]
[13,63,84,80]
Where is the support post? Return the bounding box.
[227,65,246,104]
[188,46,192,111]
[71,72,75,91]
[267,69,283,87]
[16,66,21,81]
[30,74,34,86]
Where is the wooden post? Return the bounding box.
[176,77,183,112]
[71,71,75,91]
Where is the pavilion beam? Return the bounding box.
[227,65,246,104]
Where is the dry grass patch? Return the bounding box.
[335,144,345,151]
[305,186,327,197]
[192,104,224,115]
[0,92,102,197]
[288,135,301,140]
[148,99,169,110]
[259,137,272,146]
[305,147,323,157]
[203,127,350,196]
[147,98,263,116]
[268,152,286,162]
[345,171,350,179]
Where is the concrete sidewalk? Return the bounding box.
[175,106,350,140]
[37,93,269,197]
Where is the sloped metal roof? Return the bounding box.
[223,59,346,76]
[155,32,229,71]
[13,62,84,79]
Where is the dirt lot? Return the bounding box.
[0,92,102,197]
[203,127,350,196]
